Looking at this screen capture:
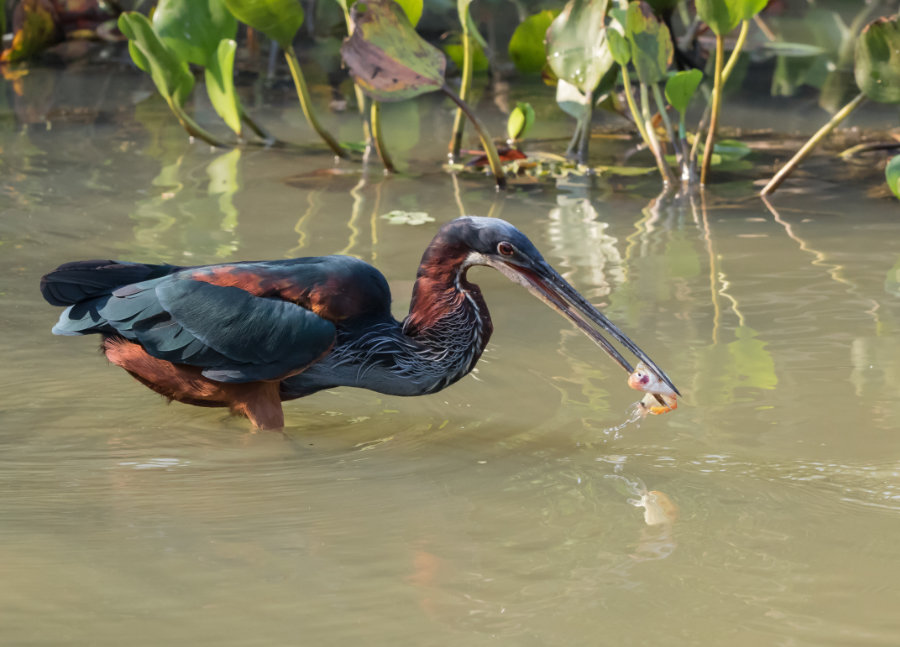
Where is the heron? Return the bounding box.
[41,216,678,429]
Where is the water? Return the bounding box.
[3,64,900,646]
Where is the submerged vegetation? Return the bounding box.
[2,0,900,197]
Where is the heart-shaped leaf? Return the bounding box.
[546,0,614,94]
[222,0,304,49]
[205,39,242,134]
[508,10,557,74]
[341,0,446,102]
[118,12,194,108]
[664,68,702,114]
[153,0,237,67]
[626,1,673,84]
[886,154,900,200]
[695,0,767,36]
[855,15,900,104]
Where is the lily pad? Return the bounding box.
[381,210,434,225]
[341,0,446,102]
[855,15,900,104]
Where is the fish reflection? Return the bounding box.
[608,474,678,562]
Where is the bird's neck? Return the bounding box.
[403,254,493,366]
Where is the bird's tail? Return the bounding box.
[40,260,182,306]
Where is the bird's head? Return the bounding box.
[434,216,679,395]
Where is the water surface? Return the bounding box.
[2,65,900,646]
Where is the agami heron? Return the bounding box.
[41,217,678,429]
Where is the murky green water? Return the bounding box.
[3,65,900,646]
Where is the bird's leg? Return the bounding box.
[229,382,285,430]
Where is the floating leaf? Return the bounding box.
[594,164,656,176]
[665,68,702,114]
[508,10,557,74]
[222,0,304,49]
[118,12,194,108]
[546,0,614,94]
[341,0,446,102]
[507,102,535,140]
[381,210,434,225]
[886,154,900,200]
[625,1,673,84]
[205,39,242,134]
[153,0,237,67]
[855,15,900,104]
[695,0,767,37]
[759,41,826,57]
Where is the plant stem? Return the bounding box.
[700,33,724,186]
[760,91,866,197]
[621,66,670,181]
[170,102,227,147]
[449,31,474,160]
[241,112,272,142]
[641,83,676,185]
[441,83,506,189]
[651,82,686,180]
[721,20,749,82]
[284,45,350,160]
[370,100,395,173]
[577,90,593,165]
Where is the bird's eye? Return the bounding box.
[497,242,515,256]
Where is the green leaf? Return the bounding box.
[118,12,194,107]
[594,164,656,176]
[507,102,535,140]
[855,16,900,104]
[341,0,446,102]
[443,34,489,72]
[625,1,673,84]
[546,0,615,94]
[205,39,242,134]
[222,0,304,49]
[396,0,422,26]
[153,0,237,67]
[695,0,767,36]
[509,10,557,74]
[886,154,900,200]
[664,68,702,114]
[607,28,631,66]
[555,79,589,120]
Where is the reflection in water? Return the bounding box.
[130,148,242,261]
[607,473,678,562]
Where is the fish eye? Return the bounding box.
[497,241,515,256]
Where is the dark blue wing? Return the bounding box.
[54,275,336,383]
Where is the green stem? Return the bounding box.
[721,20,749,83]
[621,66,666,179]
[449,31,474,160]
[641,82,676,185]
[284,46,349,160]
[441,83,506,189]
[760,91,866,197]
[577,90,593,165]
[651,82,686,180]
[370,101,395,173]
[700,33,724,186]
[170,102,227,147]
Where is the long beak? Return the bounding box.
[490,258,681,397]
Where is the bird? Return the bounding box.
[40,216,679,430]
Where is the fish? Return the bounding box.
[627,361,678,416]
